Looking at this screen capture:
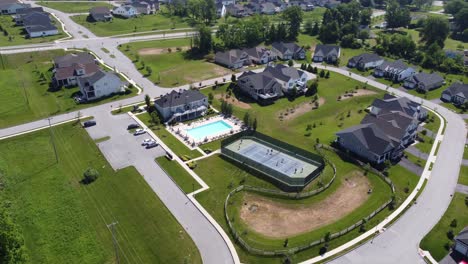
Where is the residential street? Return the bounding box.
[0,3,467,264]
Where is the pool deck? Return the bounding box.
[225,138,318,179]
[167,115,244,150]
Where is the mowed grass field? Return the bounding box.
[119,38,231,87]
[420,193,468,261]
[38,1,113,13]
[0,122,201,263]
[0,50,135,129]
[0,15,65,46]
[71,13,190,36]
[155,156,202,193]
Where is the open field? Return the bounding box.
[38,1,113,13]
[119,38,231,87]
[0,50,136,129]
[459,166,468,186]
[420,193,468,261]
[71,13,190,37]
[156,156,202,193]
[0,122,201,263]
[137,112,203,160]
[0,15,65,46]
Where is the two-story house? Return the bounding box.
[155,89,209,123]
[441,82,468,105]
[77,70,126,101]
[112,5,138,18]
[347,53,384,71]
[52,53,99,88]
[403,72,445,92]
[237,71,283,104]
[374,60,416,82]
[272,42,305,60]
[244,46,276,64]
[214,49,250,69]
[313,44,340,63]
[369,94,428,121]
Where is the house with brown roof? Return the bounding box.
[52,53,99,88]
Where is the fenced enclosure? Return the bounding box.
[221,130,325,191]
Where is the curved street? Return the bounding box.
[1,2,467,264]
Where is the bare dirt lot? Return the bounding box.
[138,46,189,55]
[215,94,252,109]
[277,97,326,121]
[340,89,377,100]
[239,171,371,238]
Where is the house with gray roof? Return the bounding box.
[237,71,283,103]
[77,70,125,101]
[22,12,58,38]
[225,4,248,17]
[403,72,444,92]
[14,7,44,25]
[214,49,250,69]
[313,44,340,63]
[154,89,208,123]
[441,82,468,105]
[262,64,308,93]
[53,53,99,87]
[0,0,30,14]
[454,227,468,258]
[261,2,276,14]
[374,59,416,82]
[369,94,427,121]
[90,6,112,22]
[243,46,276,64]
[347,53,384,71]
[271,42,305,60]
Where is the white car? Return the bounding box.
[146,141,159,149]
[133,129,146,136]
[142,138,154,146]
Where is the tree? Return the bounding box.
[150,111,160,125]
[304,19,314,35]
[305,81,318,96]
[82,167,99,184]
[0,207,27,264]
[421,16,449,48]
[231,74,236,83]
[325,71,330,78]
[288,59,294,67]
[385,0,411,29]
[146,66,152,76]
[193,25,212,54]
[311,21,320,36]
[208,92,214,104]
[243,112,251,127]
[444,0,467,15]
[282,6,303,40]
[319,69,325,78]
[319,20,340,43]
[144,94,152,110]
[252,118,257,131]
[450,219,458,228]
[454,8,468,34]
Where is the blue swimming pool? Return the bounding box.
[186,120,233,141]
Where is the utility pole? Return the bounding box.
[47,118,58,163]
[107,221,120,264]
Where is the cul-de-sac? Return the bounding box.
[0,0,467,263]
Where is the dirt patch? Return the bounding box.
[277,97,326,121]
[239,171,371,238]
[215,94,251,109]
[138,46,189,56]
[340,89,377,100]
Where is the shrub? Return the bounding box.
[82,168,99,184]
[450,219,458,228]
[447,229,454,239]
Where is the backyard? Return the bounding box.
[119,38,231,87]
[0,122,201,263]
[420,193,468,261]
[38,1,113,13]
[0,50,136,129]
[71,13,191,37]
[0,15,65,46]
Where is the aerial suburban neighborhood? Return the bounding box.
[0,0,467,263]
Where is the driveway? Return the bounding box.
[399,158,424,176]
[455,184,468,195]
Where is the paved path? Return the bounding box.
[430,98,442,104]
[313,66,467,264]
[406,145,430,160]
[462,159,468,166]
[455,184,468,195]
[399,158,424,176]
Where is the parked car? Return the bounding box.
[83,120,96,127]
[142,138,154,146]
[146,141,158,149]
[133,129,146,136]
[127,123,140,130]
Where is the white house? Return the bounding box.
[77,70,125,101]
[112,5,138,18]
[0,1,30,14]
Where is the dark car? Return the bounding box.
[127,123,140,130]
[83,120,96,127]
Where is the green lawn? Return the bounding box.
[0,50,136,129]
[414,133,435,154]
[70,13,191,37]
[401,73,468,101]
[137,112,203,160]
[0,15,65,46]
[464,146,468,160]
[119,38,231,87]
[458,166,468,186]
[156,156,202,193]
[0,122,201,263]
[404,150,425,168]
[420,193,468,261]
[423,113,441,134]
[38,1,113,13]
